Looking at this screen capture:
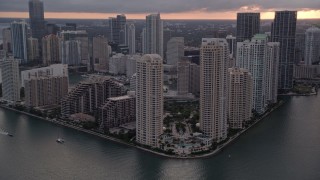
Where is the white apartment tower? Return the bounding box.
[145,14,163,57]
[200,38,228,142]
[228,67,253,129]
[237,34,279,114]
[305,26,320,65]
[125,23,136,54]
[136,54,163,147]
[0,58,21,102]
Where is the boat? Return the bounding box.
[56,138,65,143]
[7,133,13,137]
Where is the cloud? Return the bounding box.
[0,0,319,13]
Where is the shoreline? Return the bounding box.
[0,101,284,159]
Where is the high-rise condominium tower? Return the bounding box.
[28,0,45,40]
[200,38,228,142]
[136,54,163,147]
[237,34,280,114]
[228,67,253,129]
[305,26,320,65]
[11,21,28,63]
[146,14,163,58]
[271,11,297,90]
[42,34,60,65]
[125,23,136,54]
[236,13,260,43]
[109,14,126,45]
[0,58,20,102]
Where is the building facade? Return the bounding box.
[125,23,136,54]
[305,26,320,65]
[28,0,45,40]
[200,38,228,142]
[0,58,20,102]
[25,76,69,107]
[11,21,28,63]
[61,76,125,118]
[109,14,126,45]
[42,34,60,65]
[27,37,40,62]
[228,67,253,129]
[271,11,297,90]
[136,54,163,147]
[166,37,184,66]
[236,13,260,43]
[98,95,136,131]
[145,14,163,58]
[93,35,111,72]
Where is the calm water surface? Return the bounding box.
[0,95,320,180]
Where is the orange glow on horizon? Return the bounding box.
[0,10,319,20]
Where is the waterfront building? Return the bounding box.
[228,67,253,129]
[61,76,125,119]
[21,64,68,87]
[28,0,45,40]
[109,14,126,45]
[59,30,89,65]
[98,94,136,131]
[0,58,20,102]
[125,23,136,54]
[145,14,163,57]
[11,21,28,63]
[305,26,320,65]
[27,37,39,62]
[136,54,163,147]
[236,13,260,43]
[93,35,111,72]
[200,38,228,142]
[42,34,60,65]
[2,28,12,54]
[166,37,184,66]
[60,40,82,66]
[25,76,69,107]
[271,11,297,90]
[237,34,279,113]
[293,65,319,79]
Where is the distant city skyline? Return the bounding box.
[0,10,319,20]
[0,0,319,20]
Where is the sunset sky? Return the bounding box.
[0,0,319,19]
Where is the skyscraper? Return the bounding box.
[136,54,163,147]
[236,13,260,43]
[177,58,190,95]
[166,37,184,66]
[228,67,253,129]
[11,21,28,63]
[28,0,45,40]
[271,11,297,90]
[0,58,20,102]
[27,37,40,62]
[60,40,82,66]
[125,23,136,54]
[2,28,12,54]
[59,30,89,65]
[304,26,320,65]
[109,14,126,45]
[146,14,163,57]
[237,34,280,114]
[42,34,60,65]
[200,38,228,142]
